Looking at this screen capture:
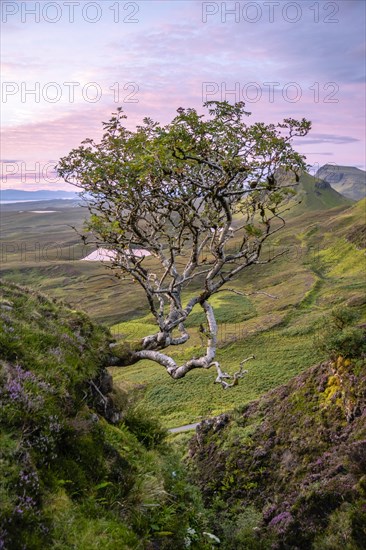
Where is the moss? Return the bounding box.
[322,373,342,402]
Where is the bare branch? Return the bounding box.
[211,355,255,389]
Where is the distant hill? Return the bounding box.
[296,171,352,211]
[275,170,352,214]
[315,165,366,201]
[0,189,78,201]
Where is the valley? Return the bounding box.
[1,174,365,428]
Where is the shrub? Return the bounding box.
[315,306,366,359]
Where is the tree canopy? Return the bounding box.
[57,101,311,387]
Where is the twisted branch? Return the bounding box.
[211,355,255,389]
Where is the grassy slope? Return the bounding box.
[0,281,211,550]
[293,171,352,211]
[111,196,366,427]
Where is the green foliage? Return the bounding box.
[123,401,167,449]
[330,305,359,329]
[313,503,366,550]
[326,326,366,359]
[215,506,267,550]
[315,306,366,359]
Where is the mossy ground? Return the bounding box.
[188,356,366,549]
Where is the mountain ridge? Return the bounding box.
[295,171,352,211]
[315,165,366,201]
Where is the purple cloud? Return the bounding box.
[1,0,364,189]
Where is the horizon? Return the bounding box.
[1,163,365,195]
[1,0,365,191]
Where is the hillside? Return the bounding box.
[0,281,211,550]
[315,165,366,201]
[110,196,365,427]
[0,172,354,326]
[293,171,352,212]
[188,352,366,549]
[1,286,365,549]
[1,184,365,430]
[1,189,366,548]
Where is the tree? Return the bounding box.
[57,101,311,388]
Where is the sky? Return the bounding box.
[1,0,365,190]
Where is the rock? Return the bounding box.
[98,369,113,394]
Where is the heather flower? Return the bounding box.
[48,415,61,433]
[38,380,52,392]
[61,333,76,345]
[50,347,63,359]
[0,313,12,323]
[12,468,41,519]
[269,511,292,527]
[4,365,49,411]
[6,378,23,400]
[263,503,277,521]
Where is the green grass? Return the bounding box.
[111,324,320,428]
[290,172,352,212]
[110,197,366,428]
[1,192,365,430]
[318,237,366,277]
